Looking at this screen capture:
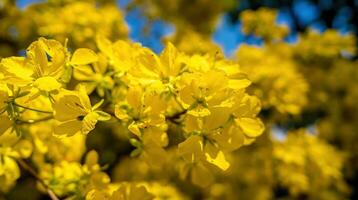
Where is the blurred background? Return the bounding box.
[11,0,358,54]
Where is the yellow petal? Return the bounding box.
[71,48,98,65]
[141,142,168,168]
[183,115,201,133]
[54,91,87,121]
[0,157,20,186]
[205,151,230,171]
[0,57,33,85]
[78,84,92,111]
[81,112,98,134]
[73,65,96,81]
[213,124,244,151]
[143,126,168,147]
[0,86,9,109]
[0,115,12,136]
[85,150,99,169]
[236,117,265,138]
[54,120,82,136]
[160,42,181,76]
[27,40,48,77]
[178,135,204,162]
[33,76,62,92]
[86,189,108,200]
[128,122,141,137]
[187,105,211,117]
[38,38,66,77]
[191,163,214,187]
[228,78,251,89]
[114,105,130,121]
[96,35,112,57]
[126,86,142,109]
[111,184,154,200]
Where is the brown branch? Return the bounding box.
[17,159,60,200]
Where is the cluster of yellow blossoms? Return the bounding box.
[273,130,348,199]
[1,0,357,199]
[0,35,264,198]
[240,8,289,42]
[24,1,129,48]
[236,44,308,116]
[0,0,128,58]
[129,0,236,34]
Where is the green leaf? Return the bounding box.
[17,91,30,98]
[130,148,142,157]
[92,99,104,110]
[95,110,111,121]
[129,138,142,148]
[60,64,73,83]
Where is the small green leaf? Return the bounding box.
[130,148,142,157]
[17,91,30,98]
[60,64,73,83]
[92,99,104,110]
[95,110,111,121]
[129,138,142,148]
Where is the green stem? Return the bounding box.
[0,108,6,115]
[13,103,53,114]
[16,116,54,125]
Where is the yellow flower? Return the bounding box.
[73,53,114,97]
[115,86,169,168]
[1,38,67,90]
[70,48,98,66]
[40,150,110,198]
[273,129,347,197]
[26,1,128,48]
[240,8,289,41]
[177,71,229,117]
[236,44,308,115]
[115,86,167,137]
[295,29,356,60]
[0,156,20,192]
[128,42,187,92]
[53,86,110,136]
[0,130,33,192]
[177,135,230,187]
[96,36,141,76]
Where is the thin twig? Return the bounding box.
[17,159,60,200]
[13,103,53,114]
[16,116,54,125]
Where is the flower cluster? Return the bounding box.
[236,44,308,116]
[130,0,237,34]
[0,35,264,198]
[1,1,357,199]
[273,130,348,199]
[240,8,289,42]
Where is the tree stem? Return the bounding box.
[17,159,59,200]
[13,103,53,114]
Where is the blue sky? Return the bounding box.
[16,0,354,56]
